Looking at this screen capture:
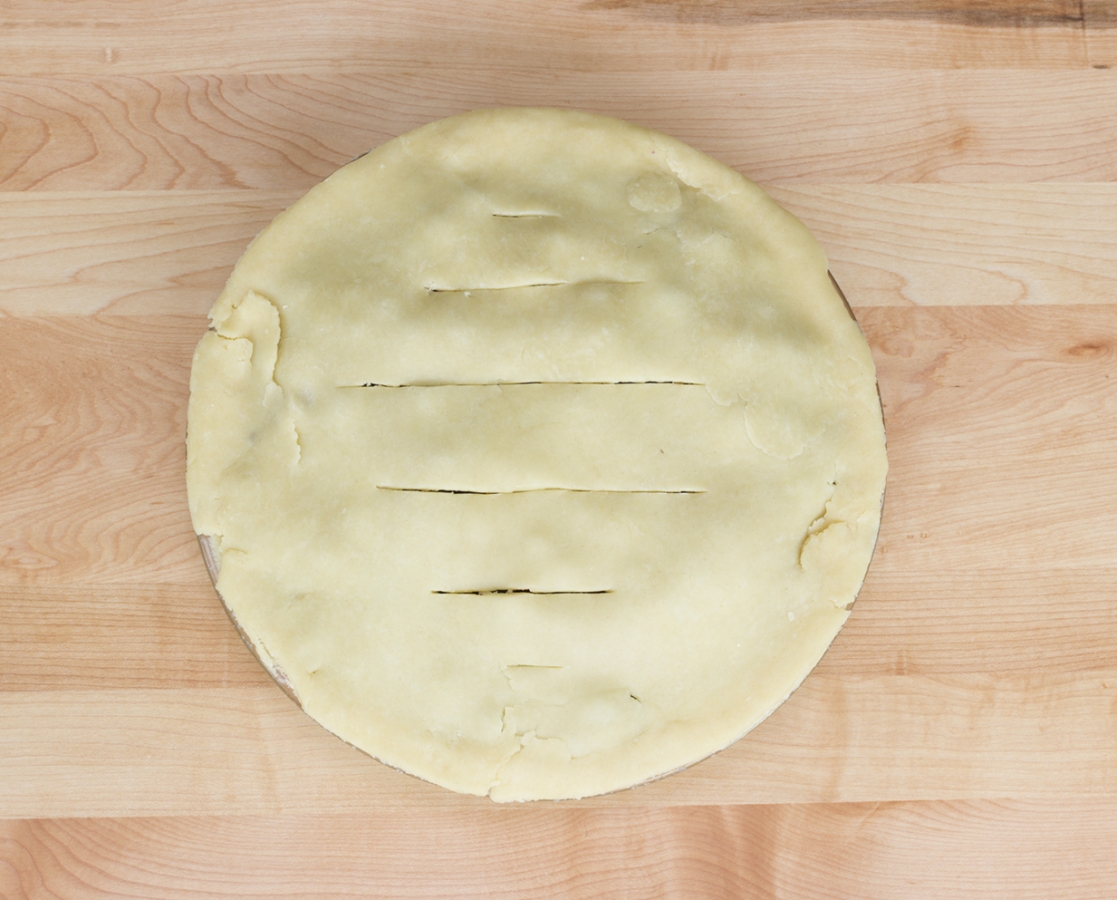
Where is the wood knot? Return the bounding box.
[949,124,975,154]
[1067,341,1109,359]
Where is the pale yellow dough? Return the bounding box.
[187,108,887,801]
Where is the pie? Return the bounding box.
[186,108,887,800]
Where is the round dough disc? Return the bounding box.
[187,108,887,801]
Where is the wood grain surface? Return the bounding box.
[2,0,1116,896]
[4,72,1117,191]
[2,0,1103,74]
[2,801,1116,900]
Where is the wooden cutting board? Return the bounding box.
[2,1,1116,897]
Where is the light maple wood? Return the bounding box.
[0,192,295,315]
[6,566,1117,696]
[3,71,1116,192]
[2,800,1115,900]
[862,305,1117,572]
[0,584,270,690]
[0,0,1095,76]
[0,316,202,584]
[4,665,1117,818]
[4,0,1117,892]
[772,185,1117,306]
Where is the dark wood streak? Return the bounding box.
[582,0,1116,28]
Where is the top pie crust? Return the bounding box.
[186,108,887,801]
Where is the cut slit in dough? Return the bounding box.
[187,108,887,801]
